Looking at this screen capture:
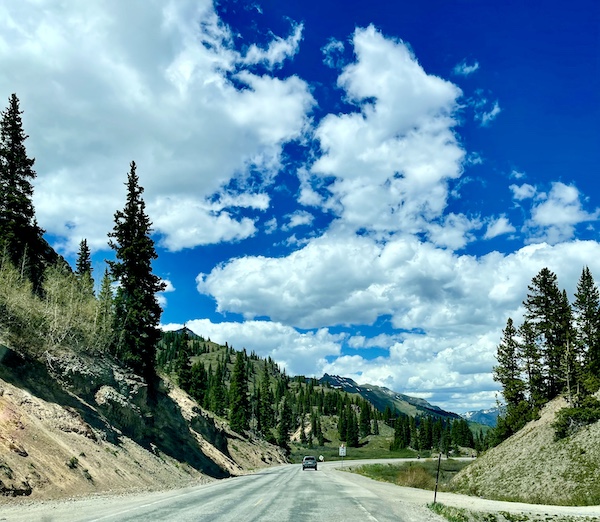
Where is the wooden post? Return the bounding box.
[433,450,442,504]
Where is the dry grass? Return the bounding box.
[451,398,600,506]
[350,459,470,491]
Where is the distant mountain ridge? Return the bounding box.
[319,373,461,420]
[460,407,501,427]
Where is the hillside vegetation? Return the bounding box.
[452,396,600,506]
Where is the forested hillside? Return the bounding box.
[492,266,600,446]
[157,328,482,456]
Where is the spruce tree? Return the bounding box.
[523,267,567,399]
[346,409,359,447]
[573,266,600,393]
[337,407,348,441]
[94,268,115,353]
[189,361,208,406]
[493,317,526,407]
[372,417,380,435]
[277,395,293,451]
[359,401,371,438]
[519,320,545,410]
[316,416,324,446]
[229,350,250,433]
[209,362,228,416]
[259,364,275,432]
[108,161,165,387]
[176,327,193,391]
[75,238,94,296]
[0,94,47,291]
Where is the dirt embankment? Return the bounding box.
[0,346,286,502]
[452,397,600,506]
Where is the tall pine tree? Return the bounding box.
[94,268,114,353]
[75,238,94,297]
[108,161,165,387]
[258,363,275,433]
[277,394,293,451]
[0,94,48,291]
[523,267,569,399]
[229,350,250,433]
[493,317,526,407]
[573,266,600,393]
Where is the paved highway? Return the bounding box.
[0,460,441,522]
[4,459,600,521]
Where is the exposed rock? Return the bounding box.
[0,345,287,502]
[8,441,28,457]
[0,478,32,497]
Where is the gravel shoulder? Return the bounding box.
[324,459,600,520]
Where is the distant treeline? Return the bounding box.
[160,329,482,453]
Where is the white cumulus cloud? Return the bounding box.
[525,182,599,244]
[0,0,314,254]
[484,216,516,239]
[307,25,465,241]
[453,60,480,76]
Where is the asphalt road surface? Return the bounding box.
[2,459,600,522]
[0,459,441,522]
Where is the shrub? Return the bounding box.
[554,396,600,440]
[0,257,113,358]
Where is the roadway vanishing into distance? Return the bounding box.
[2,459,600,522]
[0,459,440,522]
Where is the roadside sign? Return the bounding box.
[339,445,346,457]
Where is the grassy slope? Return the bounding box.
[451,397,600,506]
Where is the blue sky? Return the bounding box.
[1,0,599,413]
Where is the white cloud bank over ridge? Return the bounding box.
[3,3,600,412]
[195,239,600,410]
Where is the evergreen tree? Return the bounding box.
[523,267,568,399]
[176,327,193,391]
[573,266,600,393]
[189,360,208,406]
[372,417,380,435]
[346,409,359,447]
[277,395,293,451]
[519,320,545,410]
[359,401,371,438]
[383,405,393,426]
[229,350,250,433]
[316,416,324,446]
[299,418,307,445]
[494,317,526,407]
[337,407,348,441]
[75,238,92,276]
[432,418,444,450]
[418,416,433,450]
[209,362,228,416]
[451,419,474,448]
[94,268,114,353]
[0,93,47,291]
[390,415,409,450]
[107,161,165,386]
[75,238,94,296]
[258,364,275,433]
